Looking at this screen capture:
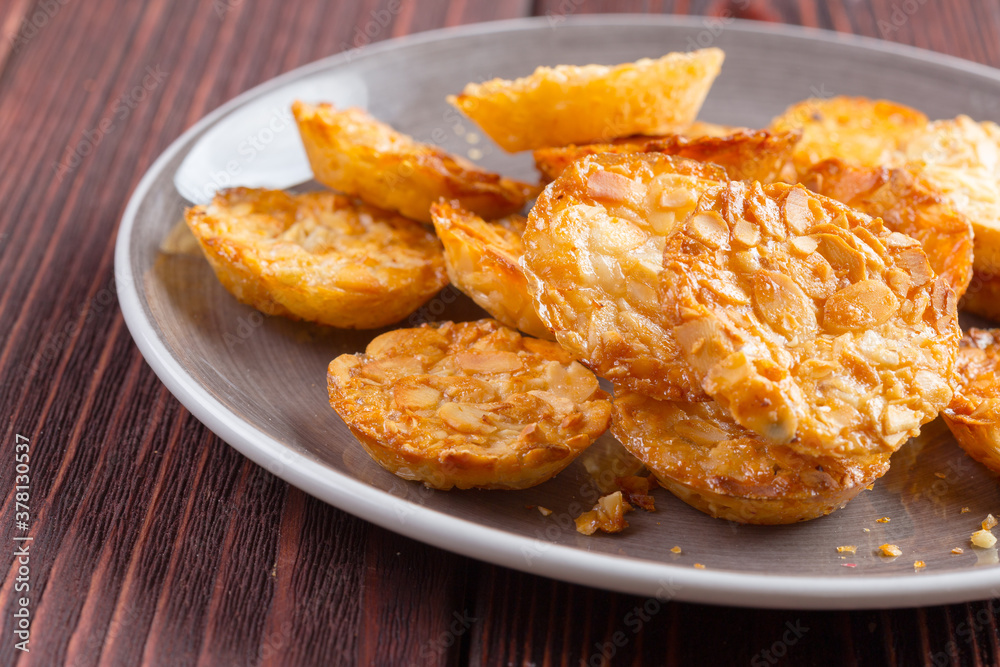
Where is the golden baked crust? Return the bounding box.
[448,49,724,152]
[293,102,536,223]
[430,201,551,340]
[682,120,747,138]
[533,129,799,184]
[659,182,959,457]
[185,188,448,329]
[327,320,612,490]
[521,152,729,400]
[801,159,974,298]
[903,116,1000,298]
[769,96,928,171]
[943,329,1000,473]
[612,390,890,524]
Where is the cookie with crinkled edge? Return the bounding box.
[327,319,612,490]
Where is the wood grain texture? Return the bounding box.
[1,0,1000,665]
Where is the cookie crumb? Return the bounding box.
[671,546,682,554]
[537,506,552,517]
[962,507,971,514]
[971,530,997,549]
[575,491,632,535]
[836,545,858,554]
[914,560,926,569]
[693,563,706,569]
[983,514,998,531]
[952,547,965,554]
[879,544,902,557]
[876,517,890,524]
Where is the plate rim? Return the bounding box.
[116,14,1000,610]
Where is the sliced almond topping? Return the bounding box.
[687,211,730,249]
[783,186,814,234]
[587,170,644,203]
[437,402,496,434]
[393,383,442,411]
[823,280,898,332]
[454,351,523,373]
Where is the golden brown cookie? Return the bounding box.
[327,320,612,490]
[943,329,1000,473]
[293,102,536,223]
[533,129,799,184]
[770,96,928,171]
[613,390,891,524]
[185,188,447,329]
[801,159,974,298]
[903,116,1000,315]
[430,201,551,340]
[448,49,724,152]
[521,152,729,400]
[659,182,959,457]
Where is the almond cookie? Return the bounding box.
[430,201,551,340]
[327,320,612,490]
[533,129,799,184]
[185,188,448,329]
[293,102,536,223]
[613,390,890,524]
[660,182,959,457]
[943,329,1000,473]
[521,152,729,400]
[903,116,1000,319]
[769,96,928,171]
[448,49,724,152]
[801,159,974,298]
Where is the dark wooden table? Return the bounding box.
[4,0,1000,665]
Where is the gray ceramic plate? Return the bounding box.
[116,15,1000,609]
